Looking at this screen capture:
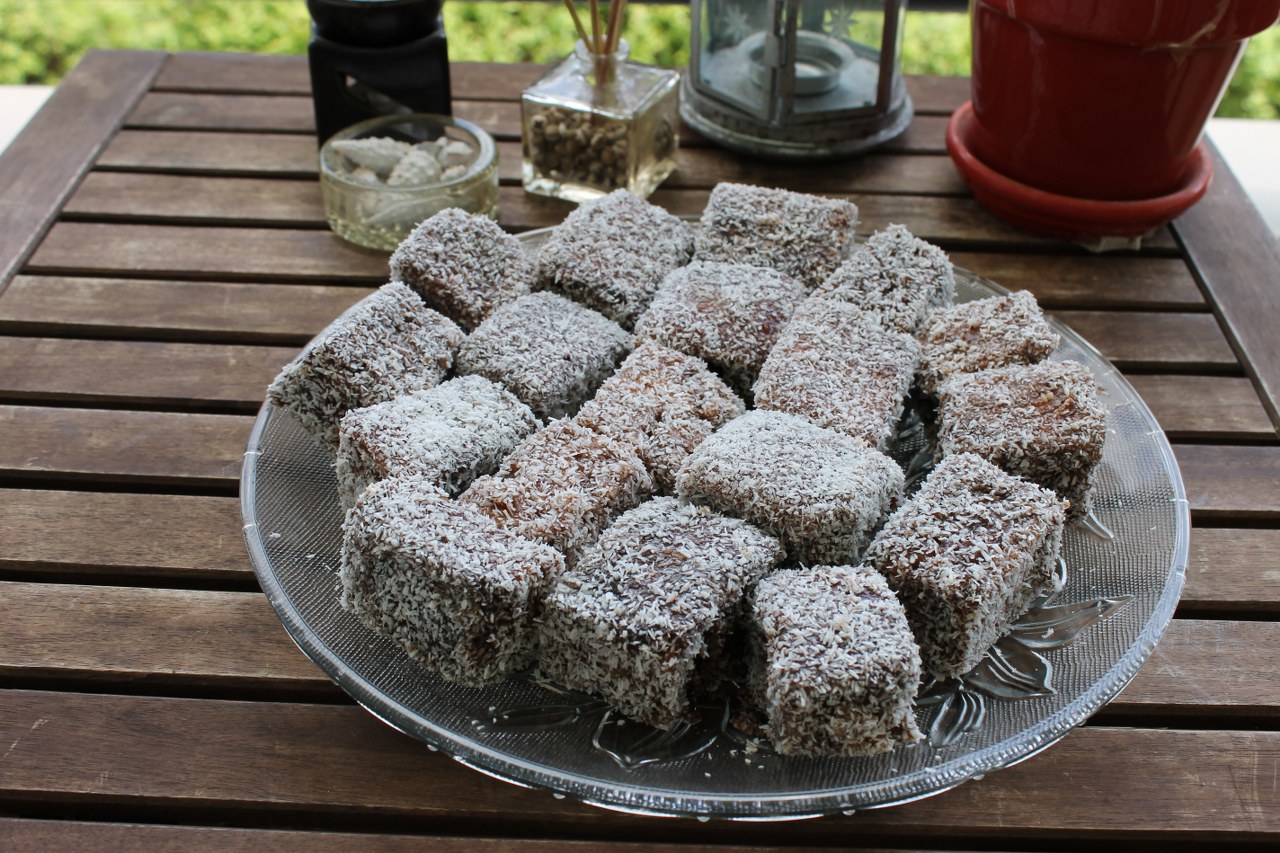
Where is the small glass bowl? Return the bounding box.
[319,113,499,251]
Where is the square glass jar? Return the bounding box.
[521,40,680,203]
[319,113,499,251]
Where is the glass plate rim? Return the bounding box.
[240,225,1189,819]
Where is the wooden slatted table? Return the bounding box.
[2,50,1279,851]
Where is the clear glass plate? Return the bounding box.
[241,231,1188,819]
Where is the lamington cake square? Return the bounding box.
[538,497,784,728]
[811,224,955,333]
[694,183,858,289]
[335,375,540,509]
[535,189,694,329]
[574,342,744,493]
[746,564,923,756]
[865,452,1067,677]
[753,299,920,452]
[340,476,564,687]
[455,292,634,420]
[916,290,1060,395]
[936,360,1107,516]
[634,261,807,397]
[459,418,654,564]
[267,282,465,451]
[389,207,534,332]
[676,410,904,566]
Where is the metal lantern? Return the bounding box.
[682,0,913,158]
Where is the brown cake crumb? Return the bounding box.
[634,261,807,398]
[459,418,655,565]
[676,410,904,566]
[694,182,859,289]
[267,282,464,451]
[811,224,955,333]
[389,208,535,332]
[538,497,784,728]
[455,292,634,420]
[917,290,1060,394]
[574,342,745,493]
[535,189,694,329]
[335,375,540,509]
[746,564,923,756]
[865,452,1067,677]
[754,299,919,452]
[936,360,1107,517]
[340,476,564,687]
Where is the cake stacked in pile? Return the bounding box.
[268,183,1107,757]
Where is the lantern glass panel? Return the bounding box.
[695,0,775,119]
[788,0,895,117]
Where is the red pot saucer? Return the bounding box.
[946,101,1213,246]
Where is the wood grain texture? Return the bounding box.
[1173,144,1280,431]
[1,691,1276,843]
[1,575,1270,715]
[0,50,166,291]
[1124,375,1276,441]
[65,172,324,227]
[0,819,921,853]
[0,406,250,488]
[1175,444,1280,520]
[0,582,327,693]
[0,276,371,344]
[1051,311,1237,371]
[0,490,249,581]
[950,252,1204,310]
[1184,528,1280,612]
[98,130,318,177]
[0,338,296,410]
[153,51,971,113]
[26,222,387,282]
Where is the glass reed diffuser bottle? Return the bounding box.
[521,1,679,202]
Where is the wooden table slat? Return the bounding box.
[0,50,167,292]
[0,276,372,345]
[2,690,1277,842]
[3,579,1276,716]
[0,490,248,580]
[1173,144,1280,432]
[0,337,295,410]
[153,53,973,116]
[1176,443,1280,519]
[0,405,250,489]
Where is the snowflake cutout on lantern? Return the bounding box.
[720,4,755,46]
[824,4,859,39]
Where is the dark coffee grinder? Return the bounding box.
[307,0,452,145]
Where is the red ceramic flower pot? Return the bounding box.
[949,0,1280,240]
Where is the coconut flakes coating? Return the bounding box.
[390,207,534,332]
[694,183,858,290]
[811,224,955,334]
[936,360,1107,517]
[634,261,807,398]
[536,189,695,329]
[676,410,904,566]
[574,342,745,493]
[335,375,541,509]
[538,497,784,728]
[459,418,655,565]
[754,299,920,452]
[455,292,634,420]
[917,290,1060,395]
[267,282,464,452]
[865,452,1067,677]
[746,564,923,756]
[340,476,564,687]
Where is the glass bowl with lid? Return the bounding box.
[319,112,499,251]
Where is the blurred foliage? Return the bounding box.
[0,2,1274,119]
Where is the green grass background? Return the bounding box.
[1,1,1276,118]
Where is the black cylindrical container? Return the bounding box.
[307,0,452,145]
